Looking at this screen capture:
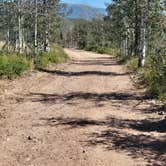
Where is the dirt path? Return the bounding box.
[0,49,165,166]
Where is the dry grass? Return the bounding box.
[0,41,5,50]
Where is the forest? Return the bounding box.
[0,1,166,165]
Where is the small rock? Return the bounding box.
[158,111,164,115]
[27,136,32,140]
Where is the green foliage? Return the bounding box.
[34,44,69,68]
[122,54,166,99]
[48,44,69,63]
[0,54,30,79]
[139,55,166,99]
[126,56,138,71]
[85,44,119,55]
[0,45,69,79]
[62,18,117,51]
[103,47,120,56]
[85,44,105,54]
[0,0,62,53]
[34,55,50,68]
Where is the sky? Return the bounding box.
[61,0,112,8]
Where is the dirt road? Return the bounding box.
[0,49,165,166]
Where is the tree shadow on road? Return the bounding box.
[29,90,164,164]
[138,104,166,114]
[39,117,104,128]
[37,116,166,165]
[88,129,166,165]
[40,116,166,133]
[30,92,152,104]
[38,68,129,77]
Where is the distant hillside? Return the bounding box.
[63,3,106,20]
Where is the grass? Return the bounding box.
[0,54,30,79]
[0,44,69,79]
[34,44,69,68]
[85,44,119,56]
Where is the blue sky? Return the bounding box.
[61,0,112,8]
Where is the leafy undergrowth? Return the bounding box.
[0,44,69,79]
[34,44,69,69]
[120,55,166,100]
[85,44,119,56]
[0,53,30,79]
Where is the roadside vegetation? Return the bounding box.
[0,53,30,79]
[84,45,119,56]
[34,44,69,69]
[60,1,166,100]
[123,54,166,100]
[0,44,68,79]
[0,0,68,79]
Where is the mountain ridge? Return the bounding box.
[63,3,106,20]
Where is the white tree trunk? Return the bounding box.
[44,31,50,52]
[141,28,146,67]
[43,0,50,52]
[18,0,23,54]
[138,0,148,67]
[6,29,10,51]
[125,33,128,56]
[34,0,38,53]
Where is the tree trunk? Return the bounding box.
[125,31,128,56]
[34,0,38,54]
[44,31,50,52]
[18,0,23,54]
[134,0,140,57]
[138,28,146,67]
[138,0,147,67]
[6,29,10,51]
[43,0,50,52]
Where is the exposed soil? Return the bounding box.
[0,49,165,166]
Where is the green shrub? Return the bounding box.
[120,53,166,99]
[140,55,166,99]
[34,55,49,68]
[85,44,99,52]
[0,44,68,79]
[48,44,69,63]
[96,47,105,54]
[85,44,119,55]
[34,44,69,68]
[103,47,119,56]
[0,55,8,76]
[126,56,138,71]
[0,54,30,79]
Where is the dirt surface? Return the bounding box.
[0,49,165,166]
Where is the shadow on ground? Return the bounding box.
[88,129,166,165]
[70,57,119,66]
[39,116,166,133]
[138,104,166,114]
[38,116,166,165]
[33,54,165,164]
[30,92,152,104]
[38,68,128,77]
